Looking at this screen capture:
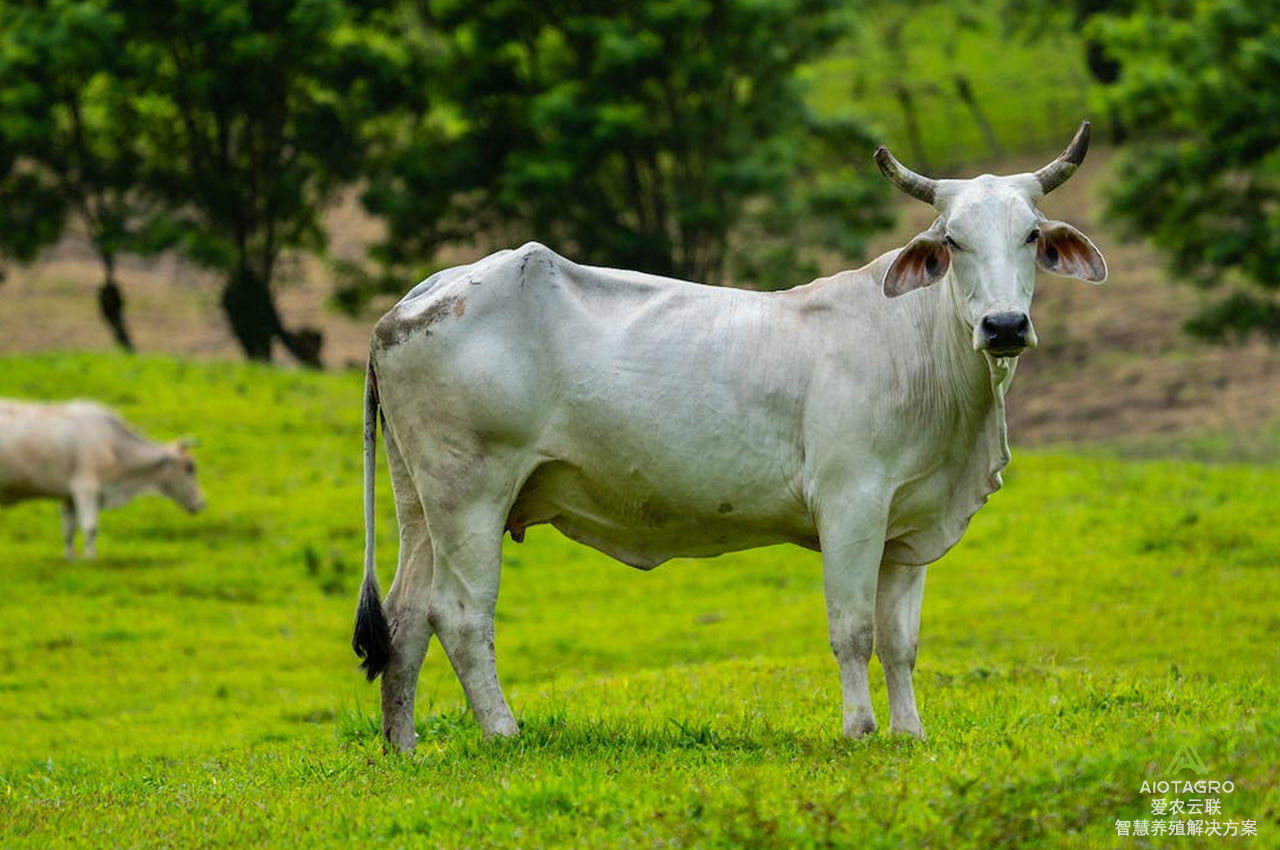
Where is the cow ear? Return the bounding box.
[884,229,950,297]
[176,436,201,450]
[1036,220,1107,283]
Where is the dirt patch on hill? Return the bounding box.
[1,147,1277,447]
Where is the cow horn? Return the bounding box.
[1034,121,1091,195]
[874,146,938,206]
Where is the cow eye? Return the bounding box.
[184,460,196,474]
[944,235,963,251]
[1026,228,1041,244]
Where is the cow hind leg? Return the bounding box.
[875,563,927,739]
[425,499,518,739]
[379,432,435,753]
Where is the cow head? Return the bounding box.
[876,121,1107,359]
[158,438,206,514]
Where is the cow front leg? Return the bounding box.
[875,563,927,739]
[427,508,518,739]
[821,526,887,739]
[69,483,99,560]
[60,498,77,561]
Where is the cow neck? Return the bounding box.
[100,438,171,509]
[915,272,1013,490]
[107,421,171,476]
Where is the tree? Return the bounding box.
[0,0,152,350]
[356,0,891,298]
[1001,0,1136,143]
[1094,0,1280,341]
[855,1,1006,172]
[111,0,416,364]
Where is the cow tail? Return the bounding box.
[352,359,392,681]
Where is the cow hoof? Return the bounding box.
[383,730,418,755]
[844,716,878,739]
[890,720,925,740]
[483,718,520,739]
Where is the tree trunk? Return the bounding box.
[279,325,324,368]
[221,265,280,361]
[220,264,323,367]
[953,74,1004,159]
[97,255,134,351]
[892,83,930,173]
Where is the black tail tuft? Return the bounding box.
[354,356,391,681]
[353,583,392,681]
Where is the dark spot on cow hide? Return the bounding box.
[718,502,734,514]
[640,498,667,525]
[373,296,463,349]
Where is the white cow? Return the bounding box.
[354,122,1107,751]
[0,400,205,559]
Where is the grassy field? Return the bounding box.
[0,353,1277,848]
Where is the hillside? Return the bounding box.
[2,146,1278,450]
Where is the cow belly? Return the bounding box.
[506,461,815,569]
[0,467,71,503]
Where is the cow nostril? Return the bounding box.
[981,312,1030,352]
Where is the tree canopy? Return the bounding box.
[358,0,891,298]
[0,0,150,349]
[115,0,416,363]
[1,0,417,364]
[1095,0,1280,340]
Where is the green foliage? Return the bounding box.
[1095,0,1280,341]
[0,0,151,347]
[1,0,1108,338]
[0,0,418,363]
[808,0,1094,172]
[1,353,1278,848]
[111,0,417,363]
[358,0,891,295]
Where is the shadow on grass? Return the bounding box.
[81,553,181,571]
[338,704,927,762]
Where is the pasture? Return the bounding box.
[0,353,1276,848]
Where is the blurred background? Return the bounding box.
[2,0,1279,452]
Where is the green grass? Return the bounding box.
[1,353,1277,848]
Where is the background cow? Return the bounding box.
[0,400,205,559]
[354,123,1107,751]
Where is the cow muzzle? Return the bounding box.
[978,311,1033,358]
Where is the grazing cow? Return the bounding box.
[0,400,205,559]
[354,122,1107,750]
